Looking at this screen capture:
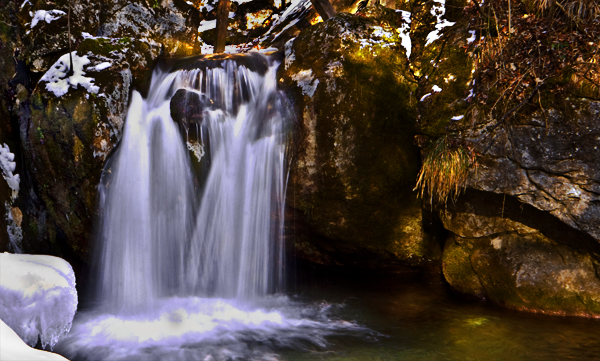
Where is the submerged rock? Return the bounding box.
[280,7,441,268]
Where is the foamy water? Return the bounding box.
[57,297,367,360]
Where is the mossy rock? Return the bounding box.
[442,237,485,298]
[280,7,440,268]
[442,194,600,317]
[22,54,131,263]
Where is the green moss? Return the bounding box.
[443,237,485,297]
[78,38,129,58]
[280,8,437,265]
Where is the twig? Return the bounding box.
[470,0,486,18]
[481,81,544,153]
[67,2,74,77]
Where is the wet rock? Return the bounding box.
[170,88,207,140]
[466,99,600,242]
[0,1,23,252]
[280,7,441,268]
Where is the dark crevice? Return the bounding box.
[448,188,600,256]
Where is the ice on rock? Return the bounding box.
[0,253,78,349]
[0,143,19,200]
[0,319,69,360]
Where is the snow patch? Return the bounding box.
[30,9,65,28]
[359,26,396,50]
[87,62,112,71]
[284,38,295,70]
[424,0,455,46]
[39,52,100,97]
[258,0,311,42]
[198,20,216,32]
[0,144,19,200]
[467,30,476,44]
[451,115,464,120]
[292,69,319,97]
[420,86,441,101]
[396,10,412,59]
[0,319,69,360]
[466,88,474,100]
[199,44,247,55]
[0,253,78,349]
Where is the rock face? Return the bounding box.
[441,190,600,316]
[467,99,600,244]
[280,7,441,268]
[411,0,600,316]
[439,98,600,316]
[24,55,131,260]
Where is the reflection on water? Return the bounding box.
[56,269,600,360]
[281,270,600,361]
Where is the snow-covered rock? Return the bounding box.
[0,253,78,349]
[0,319,69,360]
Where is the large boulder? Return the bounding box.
[280,7,441,268]
[411,0,600,316]
[441,190,600,317]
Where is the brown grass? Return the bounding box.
[533,0,600,20]
[414,137,477,205]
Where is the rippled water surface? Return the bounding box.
[55,269,600,360]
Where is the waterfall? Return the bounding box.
[58,55,365,361]
[95,54,289,313]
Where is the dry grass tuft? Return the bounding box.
[414,137,477,205]
[533,0,600,20]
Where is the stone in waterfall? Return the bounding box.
[170,89,208,138]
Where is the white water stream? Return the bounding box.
[95,57,287,312]
[57,55,365,360]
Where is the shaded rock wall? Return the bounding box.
[280,8,442,269]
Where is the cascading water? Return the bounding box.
[95,55,287,312]
[57,54,367,361]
